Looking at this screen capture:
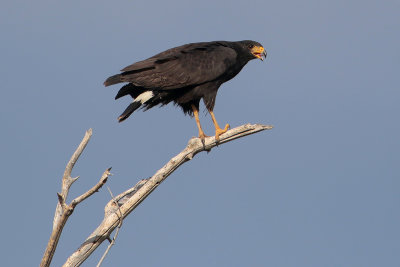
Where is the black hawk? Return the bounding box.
[104,40,266,141]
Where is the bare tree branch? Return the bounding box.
[96,187,124,267]
[53,129,92,229]
[40,129,111,267]
[63,123,273,266]
[71,169,112,208]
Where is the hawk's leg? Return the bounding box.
[191,104,208,141]
[209,109,230,141]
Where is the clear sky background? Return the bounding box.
[1,0,399,266]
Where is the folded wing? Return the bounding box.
[116,42,238,90]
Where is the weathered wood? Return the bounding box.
[63,123,273,266]
[40,129,111,267]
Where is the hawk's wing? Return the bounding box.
[119,42,238,90]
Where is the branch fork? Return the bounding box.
[40,129,112,267]
[40,123,273,267]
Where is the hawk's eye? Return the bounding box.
[248,44,254,49]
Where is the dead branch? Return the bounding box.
[40,129,111,267]
[54,129,92,229]
[96,187,124,267]
[62,123,273,266]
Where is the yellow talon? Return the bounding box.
[215,123,229,140]
[208,110,230,141]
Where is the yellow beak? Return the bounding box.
[251,46,267,61]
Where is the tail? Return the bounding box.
[118,102,142,122]
[104,74,122,86]
[117,91,155,122]
[115,84,135,100]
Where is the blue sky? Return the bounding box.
[1,0,399,266]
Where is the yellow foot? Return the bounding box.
[198,132,209,146]
[199,132,209,140]
[215,124,230,141]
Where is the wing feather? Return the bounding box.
[119,42,237,90]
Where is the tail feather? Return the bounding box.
[115,84,135,100]
[118,102,142,122]
[104,74,122,86]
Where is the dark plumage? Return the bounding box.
[104,40,266,140]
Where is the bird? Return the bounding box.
[104,40,266,141]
